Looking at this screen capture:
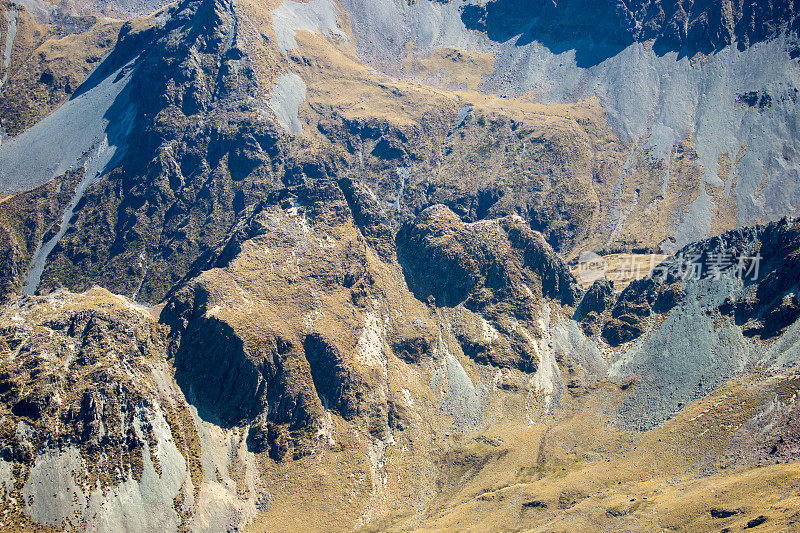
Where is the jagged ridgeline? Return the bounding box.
[0,0,797,530]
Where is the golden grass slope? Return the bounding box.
[355,370,800,532]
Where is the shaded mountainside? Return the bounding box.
[459,0,800,66]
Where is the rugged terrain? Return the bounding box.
[0,0,798,530]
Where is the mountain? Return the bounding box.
[0,0,798,530]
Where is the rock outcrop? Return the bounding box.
[595,218,800,348]
[160,182,397,460]
[0,288,264,531]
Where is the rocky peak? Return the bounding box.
[396,205,579,311]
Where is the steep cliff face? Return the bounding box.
[459,0,800,65]
[594,217,800,349]
[397,205,579,309]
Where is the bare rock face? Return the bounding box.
[575,279,615,336]
[396,205,485,308]
[574,218,800,431]
[397,205,579,312]
[0,289,185,528]
[0,289,166,462]
[0,289,266,531]
[459,0,799,66]
[396,205,583,373]
[722,220,800,339]
[596,218,800,348]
